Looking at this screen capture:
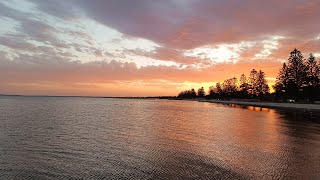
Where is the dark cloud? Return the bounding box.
[19,19,58,42]
[151,47,201,64]
[75,0,320,49]
[0,1,96,55]
[0,1,30,20]
[0,35,36,51]
[269,38,320,60]
[29,0,77,19]
[0,2,61,48]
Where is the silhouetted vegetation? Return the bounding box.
[177,88,197,99]
[178,69,269,100]
[273,49,320,102]
[178,49,320,103]
[197,87,206,98]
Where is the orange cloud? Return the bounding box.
[1,0,320,96]
[0,55,283,96]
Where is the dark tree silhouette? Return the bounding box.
[256,70,269,97]
[177,88,197,99]
[177,49,319,103]
[273,63,289,100]
[287,49,307,99]
[306,53,319,86]
[273,49,320,102]
[248,69,258,96]
[208,86,216,98]
[197,87,206,98]
[304,53,320,102]
[222,77,238,98]
[215,82,223,94]
[190,88,197,98]
[239,74,248,89]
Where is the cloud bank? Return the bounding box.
[0,0,319,96]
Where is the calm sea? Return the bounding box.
[0,96,319,179]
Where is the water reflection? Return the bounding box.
[222,102,320,179]
[0,97,319,179]
[227,103,320,121]
[228,103,272,112]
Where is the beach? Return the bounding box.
[197,99,320,111]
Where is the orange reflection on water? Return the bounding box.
[123,100,320,179]
[228,104,271,112]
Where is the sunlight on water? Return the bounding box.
[0,96,319,179]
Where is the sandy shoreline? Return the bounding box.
[194,99,320,111]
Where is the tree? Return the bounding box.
[177,88,197,99]
[197,87,206,98]
[177,90,190,98]
[238,74,250,98]
[273,63,289,100]
[177,49,318,102]
[213,82,224,99]
[208,86,216,98]
[239,74,249,91]
[273,49,319,101]
[318,59,320,77]
[304,53,320,102]
[248,69,258,96]
[190,88,197,98]
[305,53,319,86]
[222,77,238,97]
[240,74,247,87]
[256,70,269,96]
[215,82,223,94]
[287,48,307,99]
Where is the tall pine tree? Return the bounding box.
[256,70,269,96]
[274,63,289,94]
[286,49,307,99]
[306,53,319,86]
[248,69,258,96]
[304,53,320,102]
[197,87,206,98]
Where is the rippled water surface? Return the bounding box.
[1,96,320,179]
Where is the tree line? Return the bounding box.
[177,49,320,102]
[178,69,270,100]
[273,49,320,102]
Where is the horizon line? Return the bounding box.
[0,94,176,99]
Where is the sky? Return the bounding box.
[0,0,319,96]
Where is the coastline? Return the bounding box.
[196,99,320,111]
[2,94,320,111]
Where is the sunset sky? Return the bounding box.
[0,0,319,96]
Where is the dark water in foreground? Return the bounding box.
[0,96,319,179]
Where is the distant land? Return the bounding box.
[0,94,175,99]
[2,94,320,112]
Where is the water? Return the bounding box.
[0,96,319,179]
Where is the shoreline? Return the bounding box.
[196,99,320,111]
[2,94,320,111]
